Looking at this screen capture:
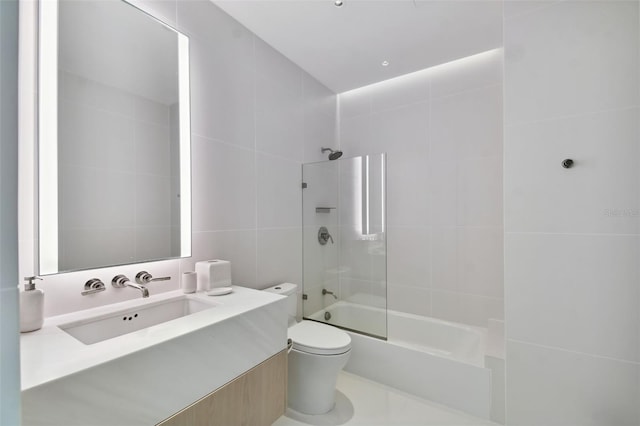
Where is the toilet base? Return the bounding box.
[287,348,351,415]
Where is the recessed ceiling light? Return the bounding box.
[334,0,344,7]
[381,61,390,67]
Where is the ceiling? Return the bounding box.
[214,0,503,93]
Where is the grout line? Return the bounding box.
[507,338,640,366]
[505,105,639,128]
[505,231,640,237]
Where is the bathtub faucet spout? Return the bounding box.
[322,289,338,300]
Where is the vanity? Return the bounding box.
[21,287,288,425]
[19,0,288,424]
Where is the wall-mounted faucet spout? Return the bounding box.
[112,274,149,298]
[322,289,338,300]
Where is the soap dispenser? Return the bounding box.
[20,276,44,333]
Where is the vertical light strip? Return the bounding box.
[178,34,191,257]
[362,155,370,235]
[38,0,58,274]
[381,153,385,233]
[354,156,362,233]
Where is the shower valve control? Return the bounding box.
[318,226,334,245]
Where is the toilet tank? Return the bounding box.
[264,283,298,325]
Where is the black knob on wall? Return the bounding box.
[562,159,574,169]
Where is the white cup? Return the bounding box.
[181,272,197,294]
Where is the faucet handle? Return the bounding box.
[81,278,106,296]
[112,274,131,288]
[135,271,171,285]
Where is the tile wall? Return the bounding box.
[503,1,640,424]
[338,49,504,329]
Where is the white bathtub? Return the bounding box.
[308,301,497,420]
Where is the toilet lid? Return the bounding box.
[288,320,351,355]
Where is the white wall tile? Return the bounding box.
[506,340,640,426]
[257,152,302,229]
[457,226,503,298]
[255,73,304,161]
[430,84,502,160]
[191,136,256,232]
[457,156,503,227]
[388,284,431,317]
[430,49,503,99]
[369,71,430,114]
[505,107,640,234]
[255,37,302,95]
[431,289,503,327]
[338,89,371,120]
[208,229,258,288]
[504,0,639,126]
[506,233,639,362]
[257,228,302,289]
[387,227,430,288]
[369,103,429,160]
[186,20,255,148]
[431,226,457,292]
[428,160,457,227]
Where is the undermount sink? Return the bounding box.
[58,295,216,345]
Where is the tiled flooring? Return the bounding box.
[273,371,497,426]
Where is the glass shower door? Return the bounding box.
[302,153,387,339]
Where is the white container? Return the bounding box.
[20,277,44,333]
[181,272,197,294]
[196,260,231,292]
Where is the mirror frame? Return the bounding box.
[37,0,191,275]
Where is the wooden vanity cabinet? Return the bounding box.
[158,350,287,426]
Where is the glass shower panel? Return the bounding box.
[302,153,387,339]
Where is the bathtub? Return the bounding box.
[307,301,499,420]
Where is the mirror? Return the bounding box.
[38,0,191,275]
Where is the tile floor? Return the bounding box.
[273,371,498,426]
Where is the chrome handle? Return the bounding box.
[112,274,131,288]
[81,278,106,296]
[318,226,334,245]
[135,271,171,284]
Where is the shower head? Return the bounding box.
[321,147,343,160]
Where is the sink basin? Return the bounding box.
[58,295,216,345]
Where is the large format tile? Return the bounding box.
[506,233,639,362]
[430,48,503,99]
[191,136,256,232]
[431,289,503,327]
[506,340,640,426]
[255,73,304,161]
[504,0,639,125]
[430,84,502,161]
[257,153,302,229]
[505,107,640,234]
[186,19,254,148]
[457,156,502,227]
[386,226,430,289]
[257,228,302,289]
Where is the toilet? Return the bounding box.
[265,283,351,415]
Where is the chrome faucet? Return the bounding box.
[112,274,149,298]
[322,289,338,300]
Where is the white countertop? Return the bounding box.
[21,286,285,391]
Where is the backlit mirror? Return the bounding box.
[38,0,191,275]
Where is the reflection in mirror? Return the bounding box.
[38,0,191,275]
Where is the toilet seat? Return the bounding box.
[288,320,351,355]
